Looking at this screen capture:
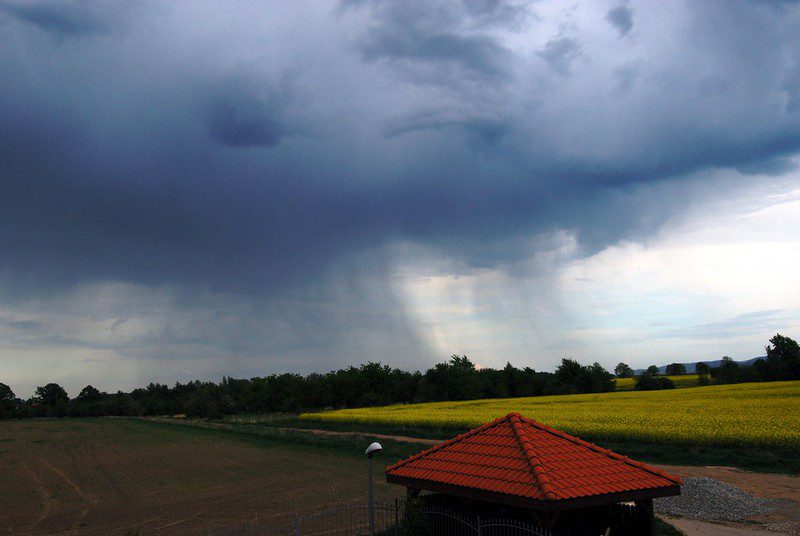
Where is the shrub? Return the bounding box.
[400,498,430,536]
[635,373,675,391]
[665,363,687,375]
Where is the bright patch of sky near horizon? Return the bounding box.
[393,177,800,369]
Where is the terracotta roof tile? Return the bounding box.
[385,412,681,502]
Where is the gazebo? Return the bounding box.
[385,413,681,535]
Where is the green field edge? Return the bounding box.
[287,417,800,475]
[145,416,800,475]
[655,518,685,536]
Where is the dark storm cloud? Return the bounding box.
[0,0,798,288]
[736,157,798,176]
[384,110,509,145]
[606,5,633,37]
[1,0,800,373]
[351,0,518,82]
[0,0,129,35]
[612,64,639,95]
[537,36,581,75]
[6,320,42,330]
[784,69,800,113]
[205,77,290,148]
[361,30,509,79]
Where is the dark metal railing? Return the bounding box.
[211,499,561,536]
[420,505,552,536]
[293,500,400,536]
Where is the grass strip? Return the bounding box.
[656,518,685,535]
[136,418,426,461]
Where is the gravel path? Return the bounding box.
[655,477,777,521]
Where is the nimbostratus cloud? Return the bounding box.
[0,0,799,393]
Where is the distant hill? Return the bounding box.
[634,356,765,375]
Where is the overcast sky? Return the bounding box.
[1,0,799,397]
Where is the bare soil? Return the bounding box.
[0,419,402,535]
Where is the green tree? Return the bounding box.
[74,385,105,416]
[711,356,741,384]
[695,362,710,374]
[185,385,223,419]
[422,355,482,401]
[35,383,69,407]
[0,383,15,418]
[78,385,101,401]
[765,333,800,379]
[665,363,687,375]
[646,365,660,375]
[588,362,616,392]
[554,358,585,394]
[766,333,800,362]
[554,359,615,394]
[614,363,634,378]
[34,383,69,417]
[0,383,13,406]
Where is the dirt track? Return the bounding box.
[145,416,441,446]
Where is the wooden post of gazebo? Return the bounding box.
[635,498,656,536]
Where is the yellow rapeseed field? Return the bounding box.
[300,381,800,449]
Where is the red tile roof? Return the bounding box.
[385,413,681,502]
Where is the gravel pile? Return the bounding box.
[654,477,776,521]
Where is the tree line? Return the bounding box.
[613,333,800,390]
[1,333,796,419]
[0,356,614,419]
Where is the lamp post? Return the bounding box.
[365,441,382,536]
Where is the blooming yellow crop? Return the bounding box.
[300,381,800,449]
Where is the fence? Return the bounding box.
[211,501,401,536]
[211,500,561,536]
[420,505,552,536]
[211,500,651,536]
[293,500,400,535]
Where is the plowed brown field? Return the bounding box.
[0,419,402,535]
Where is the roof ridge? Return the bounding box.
[516,414,682,485]
[507,413,558,500]
[384,415,508,473]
